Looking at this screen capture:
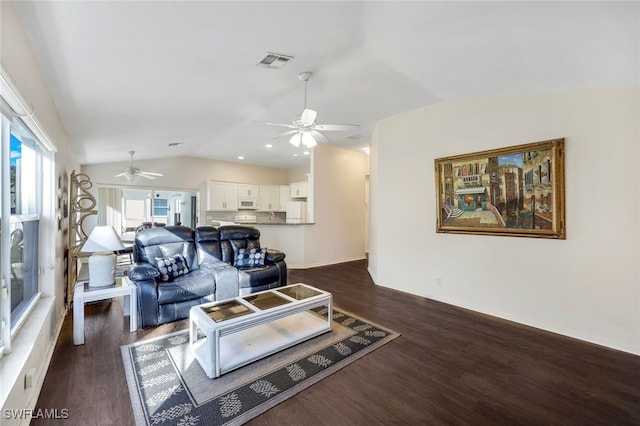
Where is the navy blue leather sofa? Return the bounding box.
[128,225,287,328]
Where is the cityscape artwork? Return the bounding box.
[435,138,565,239]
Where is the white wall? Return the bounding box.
[82,155,294,190]
[369,87,640,355]
[304,144,368,267]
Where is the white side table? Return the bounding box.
[73,275,138,345]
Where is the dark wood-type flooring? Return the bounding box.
[34,260,640,425]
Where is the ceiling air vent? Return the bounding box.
[345,134,364,140]
[257,52,293,69]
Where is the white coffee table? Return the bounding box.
[73,275,137,345]
[189,283,332,378]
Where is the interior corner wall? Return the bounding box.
[304,144,368,267]
[369,87,640,355]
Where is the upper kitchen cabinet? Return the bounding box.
[238,184,259,198]
[204,181,238,211]
[290,181,308,199]
[258,185,280,212]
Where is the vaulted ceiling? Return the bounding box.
[10,1,639,169]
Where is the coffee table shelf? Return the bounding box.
[189,283,332,378]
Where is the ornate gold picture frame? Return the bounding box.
[435,138,565,239]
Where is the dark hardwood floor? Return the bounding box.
[34,260,640,425]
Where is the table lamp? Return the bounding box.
[81,226,125,287]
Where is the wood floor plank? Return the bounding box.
[31,260,640,425]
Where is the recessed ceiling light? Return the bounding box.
[265,144,273,148]
[238,156,245,160]
[293,154,299,157]
[362,147,370,155]
[303,151,310,156]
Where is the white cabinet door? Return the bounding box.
[278,185,290,211]
[207,182,238,211]
[258,185,280,211]
[238,184,259,198]
[290,181,308,199]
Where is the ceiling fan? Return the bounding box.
[114,151,163,182]
[264,71,359,148]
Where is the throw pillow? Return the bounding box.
[155,254,190,282]
[234,247,267,268]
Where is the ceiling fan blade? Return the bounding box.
[114,172,128,178]
[308,129,331,144]
[263,122,297,129]
[138,171,163,176]
[137,173,156,180]
[272,130,299,140]
[300,108,317,126]
[314,123,360,131]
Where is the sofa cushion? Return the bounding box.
[195,226,222,264]
[234,247,267,268]
[237,264,282,292]
[218,225,261,264]
[157,268,216,304]
[155,254,190,282]
[134,226,198,271]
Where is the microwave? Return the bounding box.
[238,197,259,209]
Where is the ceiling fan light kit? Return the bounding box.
[265,71,359,149]
[289,131,317,148]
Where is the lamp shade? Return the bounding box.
[301,132,317,148]
[289,133,302,147]
[81,226,125,253]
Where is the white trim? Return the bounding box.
[379,284,640,356]
[0,296,62,410]
[9,293,41,338]
[0,64,57,153]
[287,255,366,270]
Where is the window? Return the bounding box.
[1,113,47,352]
[152,198,168,219]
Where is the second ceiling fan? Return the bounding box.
[265,72,359,148]
[114,151,163,182]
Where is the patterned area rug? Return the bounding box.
[121,308,400,426]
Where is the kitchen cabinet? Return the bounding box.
[258,185,280,211]
[279,185,290,211]
[290,181,308,199]
[238,184,259,198]
[206,181,238,211]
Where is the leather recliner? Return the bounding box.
[128,225,286,327]
[213,225,287,295]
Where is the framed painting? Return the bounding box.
[435,138,565,239]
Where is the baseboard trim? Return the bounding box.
[288,256,367,270]
[431,293,640,356]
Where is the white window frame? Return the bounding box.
[1,65,57,355]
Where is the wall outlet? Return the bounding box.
[25,368,36,389]
[435,276,441,286]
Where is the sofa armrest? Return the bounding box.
[128,262,160,281]
[265,249,285,263]
[200,260,231,270]
[128,262,160,328]
[201,262,239,301]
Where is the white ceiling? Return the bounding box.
[10,1,639,169]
